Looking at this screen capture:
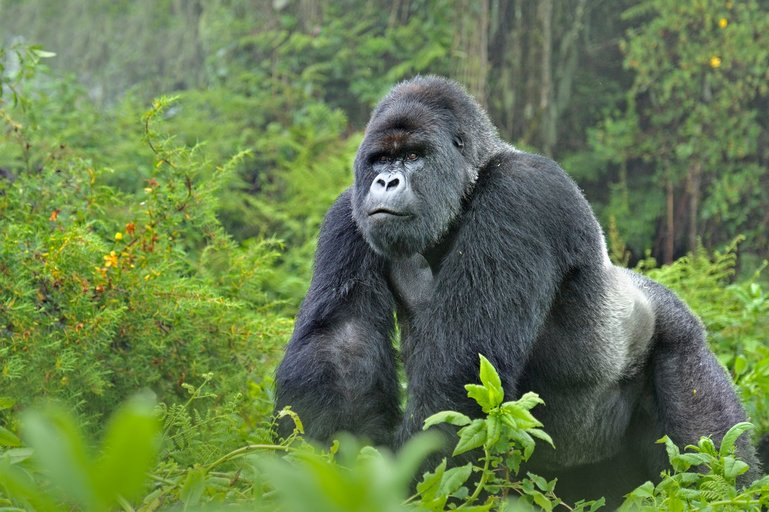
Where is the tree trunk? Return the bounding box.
[686,161,701,254]
[455,0,489,104]
[538,0,554,155]
[664,176,675,264]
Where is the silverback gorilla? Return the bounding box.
[274,76,759,503]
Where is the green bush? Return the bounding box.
[0,55,290,428]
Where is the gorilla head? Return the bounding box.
[351,76,502,259]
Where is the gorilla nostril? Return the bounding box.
[376,178,387,188]
[386,178,400,191]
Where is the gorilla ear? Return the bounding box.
[452,135,465,151]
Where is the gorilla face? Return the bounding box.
[352,91,476,260]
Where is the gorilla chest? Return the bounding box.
[387,254,435,316]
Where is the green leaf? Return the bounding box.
[478,354,504,407]
[423,410,472,430]
[672,452,711,469]
[718,422,753,458]
[417,458,446,502]
[501,402,542,429]
[465,384,493,412]
[94,394,159,504]
[514,392,545,410]
[527,472,550,492]
[439,462,473,496]
[528,428,555,449]
[535,492,555,512]
[658,435,680,464]
[733,354,748,377]
[33,49,57,58]
[486,414,502,447]
[0,426,21,447]
[180,466,206,506]
[21,405,97,509]
[722,456,750,480]
[625,480,655,500]
[453,419,487,456]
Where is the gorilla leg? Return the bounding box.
[643,277,761,479]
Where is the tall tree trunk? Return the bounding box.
[686,161,701,254]
[455,0,489,104]
[538,0,554,155]
[665,175,675,264]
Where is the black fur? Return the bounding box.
[274,76,760,504]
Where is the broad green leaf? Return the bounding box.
[513,392,545,410]
[528,428,555,449]
[2,447,33,465]
[0,426,21,447]
[672,452,711,468]
[478,354,504,407]
[486,414,502,447]
[733,354,748,377]
[465,384,493,412]
[453,419,487,456]
[723,455,750,480]
[32,48,56,58]
[501,403,542,429]
[625,480,655,500]
[527,472,550,492]
[94,394,159,504]
[394,432,444,491]
[416,458,447,502]
[439,462,473,496]
[21,405,96,509]
[531,490,554,512]
[718,421,753,458]
[423,410,472,430]
[180,466,206,506]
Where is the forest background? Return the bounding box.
[1,0,769,510]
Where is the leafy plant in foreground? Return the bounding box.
[621,423,769,511]
[419,355,603,512]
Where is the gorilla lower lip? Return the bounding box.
[369,208,409,218]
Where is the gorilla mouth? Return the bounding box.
[368,208,411,219]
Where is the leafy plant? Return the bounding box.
[621,423,769,511]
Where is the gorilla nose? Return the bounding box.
[370,171,406,201]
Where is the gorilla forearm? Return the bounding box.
[274,192,401,445]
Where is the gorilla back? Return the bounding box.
[274,76,759,504]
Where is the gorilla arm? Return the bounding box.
[274,189,401,445]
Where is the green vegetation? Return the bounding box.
[1,1,768,509]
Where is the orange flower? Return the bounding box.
[126,222,136,235]
[104,251,119,268]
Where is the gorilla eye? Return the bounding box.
[377,155,391,164]
[406,152,419,161]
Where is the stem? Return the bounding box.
[204,443,292,471]
[459,447,492,508]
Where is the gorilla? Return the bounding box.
[274,76,759,503]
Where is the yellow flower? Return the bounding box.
[709,56,722,68]
[719,17,728,29]
[104,251,119,268]
[115,232,123,241]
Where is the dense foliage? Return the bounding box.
[1,0,768,510]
